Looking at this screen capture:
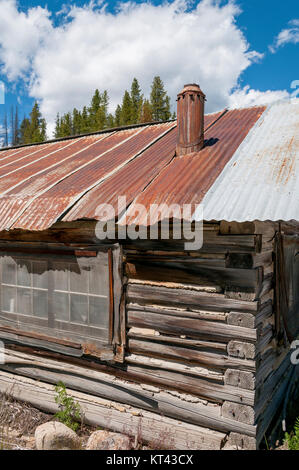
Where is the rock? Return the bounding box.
[35,421,81,450]
[86,430,132,450]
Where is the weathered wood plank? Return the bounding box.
[127,284,259,313]
[126,355,255,406]
[127,309,257,343]
[128,329,227,352]
[127,303,227,322]
[128,338,256,371]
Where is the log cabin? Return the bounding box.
[0,84,298,449]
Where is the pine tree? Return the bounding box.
[14,106,19,145]
[60,112,72,137]
[139,99,153,123]
[3,111,8,147]
[114,105,122,127]
[29,102,47,143]
[54,113,62,138]
[81,106,90,133]
[19,116,31,144]
[130,78,143,124]
[106,113,115,129]
[150,76,171,121]
[88,89,109,131]
[10,105,15,146]
[72,108,82,135]
[120,90,132,126]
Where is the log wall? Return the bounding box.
[0,220,297,449]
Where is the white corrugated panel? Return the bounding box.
[200,99,299,222]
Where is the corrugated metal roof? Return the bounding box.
[201,99,299,222]
[0,100,298,231]
[121,106,265,225]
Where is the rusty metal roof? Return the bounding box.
[0,100,298,232]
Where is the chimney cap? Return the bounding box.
[178,83,205,97]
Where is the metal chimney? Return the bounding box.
[176,83,205,156]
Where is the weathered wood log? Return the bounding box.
[125,355,255,406]
[126,260,262,290]
[256,366,294,445]
[128,329,227,352]
[0,370,227,450]
[127,283,259,313]
[127,309,257,343]
[128,338,256,371]
[225,251,273,269]
[127,303,227,322]
[219,221,276,238]
[227,341,255,360]
[222,402,255,425]
[224,369,255,391]
[1,350,256,437]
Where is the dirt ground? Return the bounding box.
[0,393,96,450]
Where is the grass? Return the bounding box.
[284,417,299,450]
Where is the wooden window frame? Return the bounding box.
[0,242,124,362]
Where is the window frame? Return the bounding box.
[0,242,123,362]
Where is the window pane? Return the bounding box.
[17,259,31,287]
[17,288,31,315]
[89,266,109,296]
[54,292,69,321]
[70,294,88,324]
[2,257,16,285]
[33,261,48,289]
[53,262,68,291]
[70,264,88,293]
[2,286,16,312]
[89,296,109,327]
[33,290,48,318]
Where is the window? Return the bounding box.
[0,244,122,360]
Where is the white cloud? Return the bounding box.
[229,85,289,109]
[269,19,299,53]
[0,0,290,136]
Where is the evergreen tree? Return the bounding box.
[18,102,47,144]
[19,116,31,144]
[130,78,143,124]
[150,76,171,121]
[81,106,90,133]
[10,105,15,146]
[120,90,132,126]
[60,112,72,137]
[3,111,8,147]
[139,99,153,123]
[106,113,115,129]
[54,113,61,138]
[14,106,19,145]
[29,102,47,143]
[88,89,109,131]
[114,105,122,127]
[72,108,82,135]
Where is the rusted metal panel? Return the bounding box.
[1,100,298,231]
[63,126,177,221]
[10,123,174,231]
[63,113,222,223]
[121,106,266,225]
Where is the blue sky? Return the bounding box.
[0,0,298,139]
